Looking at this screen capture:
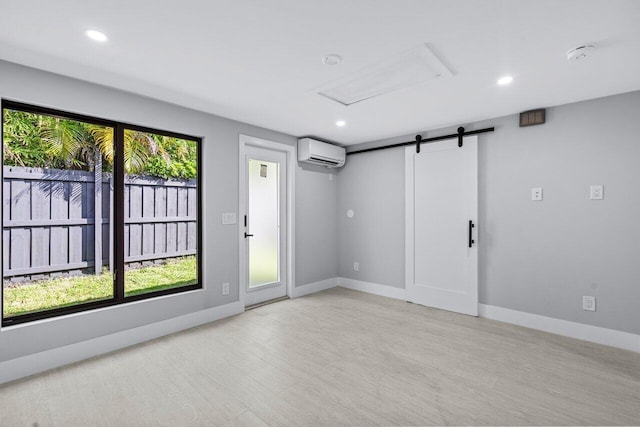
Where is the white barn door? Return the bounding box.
[405,136,478,316]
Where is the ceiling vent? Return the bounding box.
[316,44,452,106]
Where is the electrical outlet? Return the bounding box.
[590,185,603,200]
[222,282,230,296]
[531,187,543,201]
[353,261,359,271]
[583,296,596,312]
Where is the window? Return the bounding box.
[1,101,202,325]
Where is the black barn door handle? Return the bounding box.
[468,220,475,248]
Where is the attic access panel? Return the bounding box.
[317,44,453,106]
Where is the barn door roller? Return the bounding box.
[348,126,494,155]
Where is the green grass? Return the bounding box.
[3,256,197,317]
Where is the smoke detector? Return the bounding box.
[567,45,595,61]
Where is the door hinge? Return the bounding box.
[468,220,475,248]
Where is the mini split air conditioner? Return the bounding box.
[297,138,346,168]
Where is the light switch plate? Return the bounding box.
[590,185,603,200]
[222,212,237,224]
[531,187,543,201]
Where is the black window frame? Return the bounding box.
[1,100,203,326]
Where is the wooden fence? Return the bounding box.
[2,166,197,279]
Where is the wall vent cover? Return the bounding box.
[519,109,546,127]
[316,44,452,106]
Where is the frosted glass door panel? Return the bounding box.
[248,159,280,288]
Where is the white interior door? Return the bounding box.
[243,145,287,306]
[405,136,478,316]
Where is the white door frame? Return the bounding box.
[238,134,295,307]
[404,135,478,315]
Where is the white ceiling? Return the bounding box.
[1,0,639,145]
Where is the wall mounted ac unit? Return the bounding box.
[297,138,346,168]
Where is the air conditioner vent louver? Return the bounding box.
[309,156,340,166]
[298,138,345,168]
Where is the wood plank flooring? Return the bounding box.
[1,287,639,426]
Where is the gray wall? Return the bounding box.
[338,149,405,288]
[0,60,338,363]
[295,164,338,286]
[338,90,640,335]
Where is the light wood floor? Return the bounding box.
[2,287,640,426]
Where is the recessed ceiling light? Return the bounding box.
[336,120,346,127]
[322,54,342,66]
[497,75,513,86]
[85,29,108,42]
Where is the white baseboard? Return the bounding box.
[479,304,640,353]
[338,277,407,300]
[5,286,635,386]
[291,277,338,298]
[0,301,244,385]
[333,279,639,353]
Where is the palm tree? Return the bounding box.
[4,109,173,175]
[41,116,95,169]
[90,126,169,174]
